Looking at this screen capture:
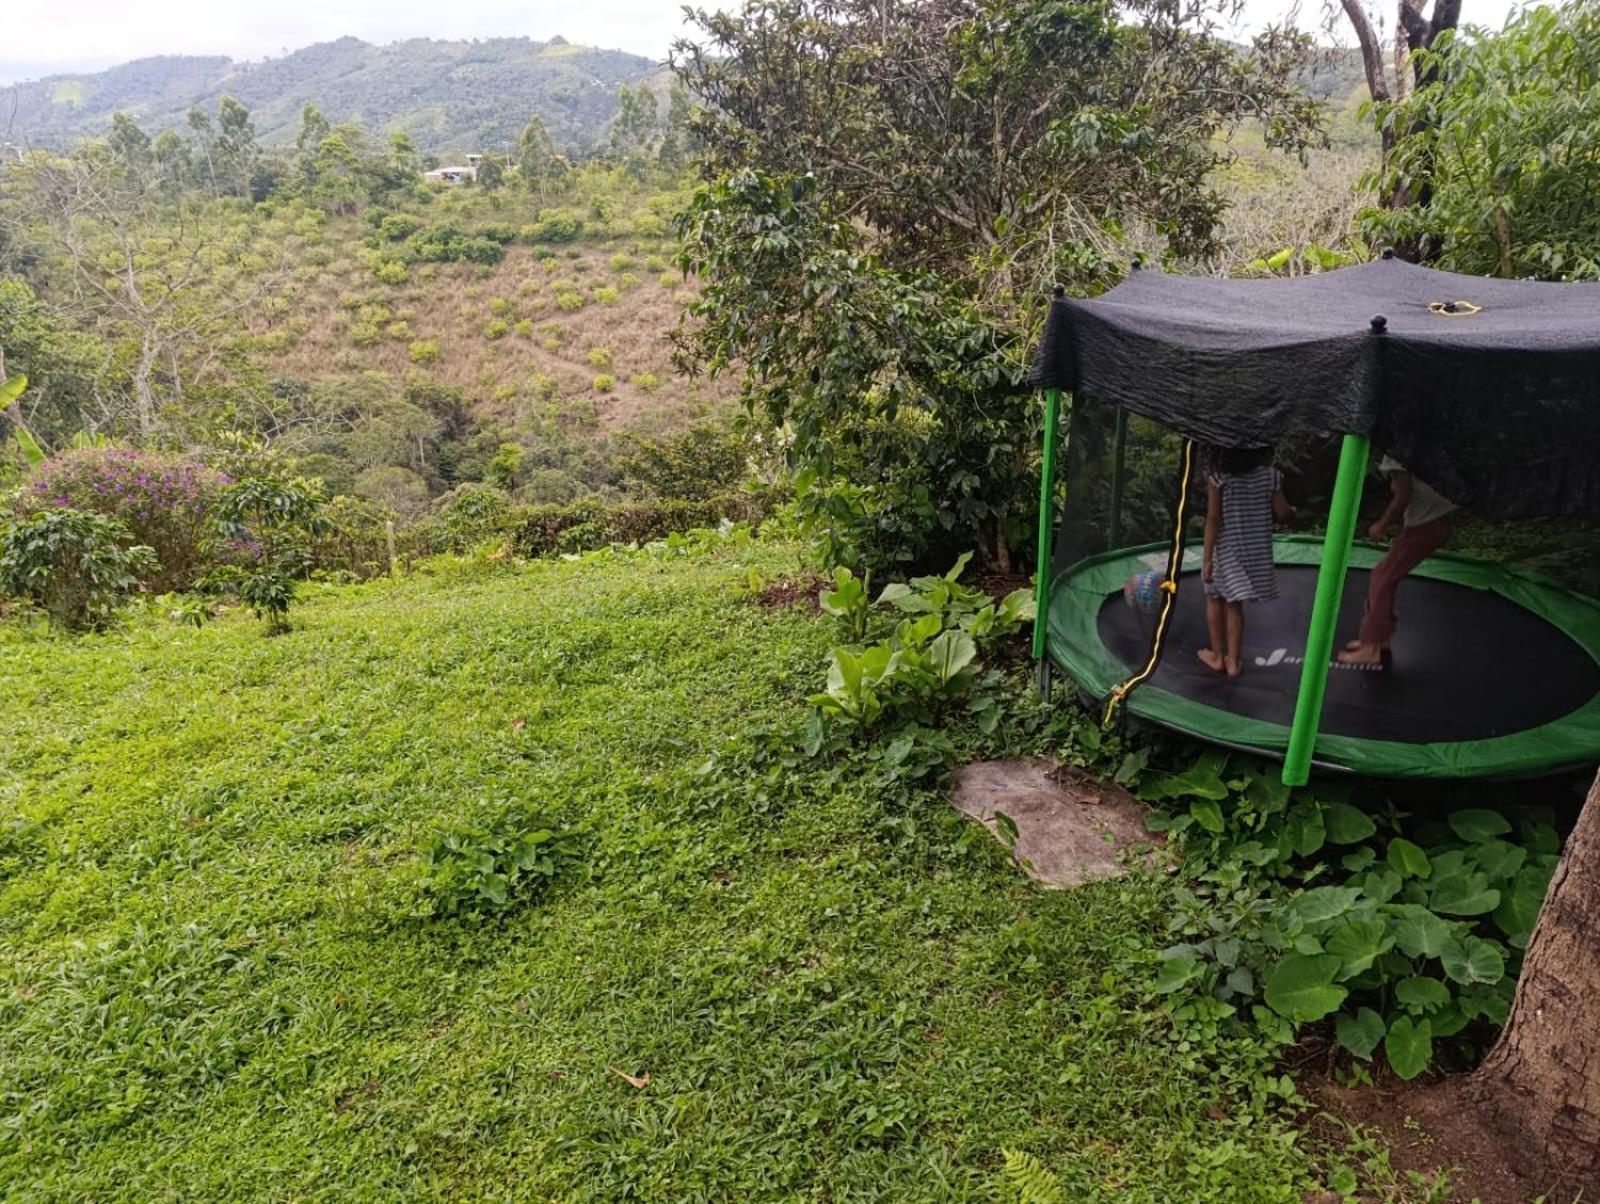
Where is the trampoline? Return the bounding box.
[1028,255,1600,784]
[1051,537,1600,779]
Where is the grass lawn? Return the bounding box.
[0,543,1327,1200]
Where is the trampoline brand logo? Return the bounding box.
[1253,647,1383,672]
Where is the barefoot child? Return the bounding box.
[1337,457,1456,667]
[1199,447,1296,677]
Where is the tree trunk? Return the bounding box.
[1469,770,1600,1192]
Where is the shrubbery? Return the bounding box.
[0,508,156,631]
[523,211,582,243]
[15,448,228,591]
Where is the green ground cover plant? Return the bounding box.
[0,540,1354,1200]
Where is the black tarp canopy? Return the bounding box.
[1030,256,1600,518]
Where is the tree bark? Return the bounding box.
[1470,770,1600,1193]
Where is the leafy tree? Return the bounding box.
[0,278,104,447]
[106,113,153,175]
[672,0,1323,569]
[214,96,259,197]
[608,82,660,177]
[517,114,559,201]
[212,477,327,633]
[1361,1,1600,279]
[475,155,506,191]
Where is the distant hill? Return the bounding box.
[2,36,671,153]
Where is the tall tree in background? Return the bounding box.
[1360,1,1600,278]
[1338,0,1462,240]
[518,114,559,201]
[673,0,1322,569]
[608,82,660,178]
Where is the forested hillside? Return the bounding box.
[3,37,670,152]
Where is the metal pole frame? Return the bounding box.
[1032,387,1065,667]
[1282,432,1370,786]
[1108,407,1129,551]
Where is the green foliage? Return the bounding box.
[378,212,423,241]
[1361,1,1600,279]
[210,477,328,632]
[585,347,613,368]
[507,495,766,558]
[422,806,580,919]
[819,565,871,641]
[0,508,155,631]
[13,448,228,591]
[484,318,510,340]
[675,0,1323,569]
[1001,1149,1067,1204]
[615,419,750,501]
[524,211,582,243]
[593,286,621,305]
[408,338,440,364]
[1148,760,1560,1080]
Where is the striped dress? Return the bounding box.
[1206,466,1280,603]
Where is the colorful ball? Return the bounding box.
[1123,569,1164,613]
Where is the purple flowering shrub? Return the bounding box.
[15,448,230,591]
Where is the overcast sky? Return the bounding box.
[2,0,1534,84]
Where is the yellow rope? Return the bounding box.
[1102,439,1196,728]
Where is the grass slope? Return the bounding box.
[0,546,1319,1200]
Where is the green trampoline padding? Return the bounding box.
[1047,535,1600,779]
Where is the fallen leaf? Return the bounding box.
[606,1066,650,1090]
[511,718,526,732]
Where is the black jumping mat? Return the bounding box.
[1097,565,1600,745]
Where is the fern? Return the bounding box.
[1001,1149,1066,1204]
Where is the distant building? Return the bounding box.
[424,163,478,185]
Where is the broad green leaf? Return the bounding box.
[1440,936,1505,986]
[1387,838,1432,879]
[943,550,974,582]
[1391,906,1454,959]
[1189,798,1224,834]
[1264,953,1347,1022]
[1448,808,1513,842]
[1154,952,1201,994]
[926,630,976,684]
[1326,918,1391,978]
[1289,886,1363,925]
[1360,867,1403,904]
[1335,1007,1386,1059]
[1394,975,1451,1013]
[0,373,26,408]
[1492,864,1553,947]
[1429,872,1501,916]
[1385,1015,1432,1080]
[1324,803,1376,845]
[1469,838,1527,883]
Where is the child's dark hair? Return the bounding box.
[1205,444,1274,475]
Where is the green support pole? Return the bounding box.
[1282,432,1371,786]
[1108,407,1129,550]
[1032,388,1064,663]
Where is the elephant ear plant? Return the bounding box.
[208,477,329,633]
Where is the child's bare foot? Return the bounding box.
[1197,648,1226,673]
[1337,642,1384,666]
[1225,656,1242,678]
[1344,638,1363,651]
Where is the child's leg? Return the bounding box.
[1224,601,1245,676]
[1198,593,1227,671]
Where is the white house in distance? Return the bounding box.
[424,152,483,185]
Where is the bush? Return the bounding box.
[609,254,636,272]
[422,806,580,919]
[592,374,615,393]
[525,211,582,243]
[461,238,505,265]
[478,223,519,245]
[484,318,510,340]
[630,373,660,392]
[616,421,752,501]
[586,347,613,369]
[593,286,621,305]
[378,213,423,242]
[488,296,514,316]
[312,495,395,579]
[15,448,229,591]
[555,290,585,311]
[409,339,441,364]
[508,495,766,558]
[434,482,514,551]
[373,259,409,285]
[514,319,534,337]
[0,508,156,631]
[210,478,329,633]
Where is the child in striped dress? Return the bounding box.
[1199,447,1296,677]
